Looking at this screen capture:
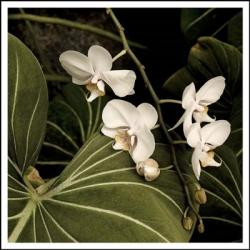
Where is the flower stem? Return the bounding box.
[8,13,147,50]
[107,8,203,227]
[112,49,127,62]
[173,140,188,145]
[159,99,182,105]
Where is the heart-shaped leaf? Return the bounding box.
[8,33,48,174]
[9,133,200,242]
[36,84,108,177]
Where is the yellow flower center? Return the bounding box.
[86,83,105,96]
[200,151,215,167]
[114,130,135,151]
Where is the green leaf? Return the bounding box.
[8,33,48,174]
[8,133,199,242]
[227,12,242,50]
[37,84,108,177]
[197,145,242,241]
[225,94,242,170]
[181,8,242,46]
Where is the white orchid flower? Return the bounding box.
[186,120,231,180]
[170,76,226,137]
[101,99,158,163]
[59,45,136,102]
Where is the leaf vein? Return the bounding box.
[48,198,170,242]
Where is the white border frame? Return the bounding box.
[1,1,249,249]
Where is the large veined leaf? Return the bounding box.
[8,133,200,242]
[181,8,242,46]
[8,33,48,174]
[193,145,242,242]
[225,93,242,170]
[36,84,108,178]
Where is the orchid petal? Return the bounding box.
[86,89,101,102]
[72,78,87,85]
[200,120,231,147]
[192,147,202,180]
[137,103,158,130]
[129,89,135,95]
[193,110,215,123]
[182,83,196,109]
[131,126,155,163]
[59,50,94,82]
[183,109,194,138]
[101,126,117,138]
[88,45,112,73]
[101,70,136,97]
[186,123,201,148]
[168,111,186,132]
[196,76,226,106]
[102,99,139,129]
[97,80,105,92]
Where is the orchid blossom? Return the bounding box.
[59,45,136,102]
[169,76,226,137]
[186,120,231,180]
[101,99,158,163]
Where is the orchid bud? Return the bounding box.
[197,221,205,233]
[136,159,160,181]
[182,216,193,231]
[135,161,145,176]
[24,166,45,188]
[195,188,207,204]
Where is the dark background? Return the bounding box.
[8,8,242,243]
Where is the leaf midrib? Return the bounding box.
[9,199,36,242]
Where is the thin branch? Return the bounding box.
[36,161,69,166]
[159,99,182,105]
[107,8,202,225]
[173,140,188,145]
[8,13,146,50]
